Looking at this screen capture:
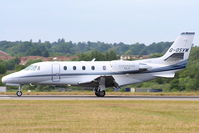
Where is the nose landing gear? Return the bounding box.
[16,85,22,97]
[16,91,22,97]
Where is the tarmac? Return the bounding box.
[0,95,199,101]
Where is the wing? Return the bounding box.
[78,76,116,88]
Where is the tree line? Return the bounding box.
[0,39,172,57]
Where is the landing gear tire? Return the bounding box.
[16,91,22,97]
[95,90,105,97]
[16,85,22,97]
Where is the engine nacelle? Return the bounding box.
[138,63,152,71]
[111,61,139,71]
[111,61,151,72]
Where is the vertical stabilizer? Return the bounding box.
[162,32,195,62]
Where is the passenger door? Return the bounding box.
[52,64,60,82]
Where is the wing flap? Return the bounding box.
[154,73,175,78]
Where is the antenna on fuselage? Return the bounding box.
[91,58,96,62]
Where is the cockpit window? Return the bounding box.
[37,66,40,70]
[24,65,40,71]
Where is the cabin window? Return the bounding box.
[73,66,76,70]
[37,66,40,70]
[82,66,86,70]
[103,66,106,70]
[64,66,67,70]
[91,66,95,70]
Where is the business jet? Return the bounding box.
[2,32,195,97]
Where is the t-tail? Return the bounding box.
[161,32,195,63]
[153,32,195,78]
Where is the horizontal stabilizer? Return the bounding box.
[154,73,175,78]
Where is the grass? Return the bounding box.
[0,100,199,133]
[1,91,199,96]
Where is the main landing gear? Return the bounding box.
[16,85,22,97]
[94,77,106,97]
[95,89,106,97]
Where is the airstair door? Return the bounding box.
[52,64,60,82]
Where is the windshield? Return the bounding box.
[24,65,40,71]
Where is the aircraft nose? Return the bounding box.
[2,73,21,85]
[2,75,8,84]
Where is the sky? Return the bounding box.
[0,0,198,45]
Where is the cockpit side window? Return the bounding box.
[24,65,33,71]
[24,65,40,71]
[37,66,40,70]
[32,66,37,71]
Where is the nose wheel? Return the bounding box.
[16,85,23,97]
[16,91,22,97]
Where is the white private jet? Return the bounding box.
[2,32,195,97]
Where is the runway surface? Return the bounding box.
[1,95,199,100]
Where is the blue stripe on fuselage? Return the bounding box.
[18,60,188,78]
